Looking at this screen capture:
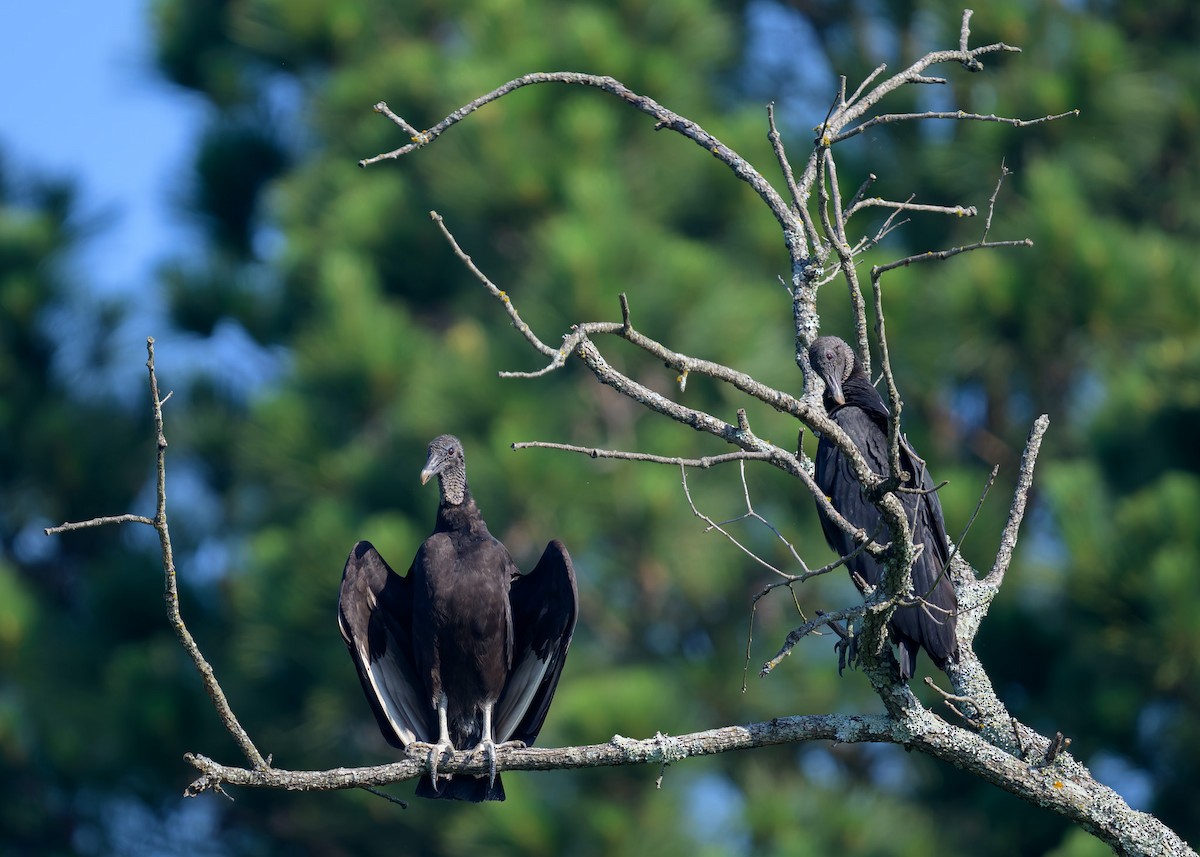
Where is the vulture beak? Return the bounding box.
[420,451,440,485]
[824,374,845,406]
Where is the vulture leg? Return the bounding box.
[413,692,455,793]
[475,701,499,789]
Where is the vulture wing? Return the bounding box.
[338,540,433,748]
[815,401,957,676]
[814,405,889,579]
[898,438,957,669]
[494,539,579,746]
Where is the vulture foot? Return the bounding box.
[473,736,499,788]
[410,740,455,792]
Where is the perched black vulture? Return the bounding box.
[809,336,958,679]
[338,434,578,801]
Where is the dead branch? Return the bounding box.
[185,714,895,796]
[47,338,269,772]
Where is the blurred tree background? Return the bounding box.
[2,0,1198,854]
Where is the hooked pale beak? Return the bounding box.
[420,448,442,485]
[824,374,845,406]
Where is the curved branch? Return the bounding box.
[362,73,797,238]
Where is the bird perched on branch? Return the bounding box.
[809,336,958,679]
[338,434,578,801]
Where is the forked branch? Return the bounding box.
[47,338,268,772]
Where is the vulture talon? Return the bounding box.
[474,736,499,789]
[413,739,453,790]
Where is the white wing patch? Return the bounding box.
[494,654,550,743]
[339,607,430,746]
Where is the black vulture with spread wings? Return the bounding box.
[809,337,958,679]
[338,434,578,801]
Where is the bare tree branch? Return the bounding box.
[986,414,1050,589]
[186,714,895,795]
[845,198,977,221]
[361,72,800,250]
[181,706,1193,856]
[512,441,775,469]
[45,514,155,533]
[48,338,270,773]
[831,108,1080,145]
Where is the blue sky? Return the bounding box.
[2,2,289,404]
[2,0,202,295]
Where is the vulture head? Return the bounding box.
[809,336,856,407]
[420,434,468,505]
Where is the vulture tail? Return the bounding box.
[415,773,505,802]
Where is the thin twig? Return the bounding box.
[45,514,155,534]
[844,198,977,221]
[1043,731,1071,765]
[923,676,983,726]
[512,441,774,469]
[359,786,409,809]
[761,604,867,676]
[766,104,803,219]
[145,340,270,771]
[982,161,1012,241]
[986,415,1049,587]
[871,238,1033,279]
[430,211,561,364]
[959,9,983,71]
[905,465,997,612]
[681,470,785,573]
[842,174,877,220]
[371,101,427,142]
[833,109,1079,145]
[837,41,1028,128]
[871,273,905,500]
[815,145,871,375]
[846,64,888,108]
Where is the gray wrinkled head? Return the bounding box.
[420,434,467,505]
[808,336,856,406]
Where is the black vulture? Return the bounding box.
[809,336,958,679]
[338,434,578,801]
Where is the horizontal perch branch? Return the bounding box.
[185,714,894,795]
